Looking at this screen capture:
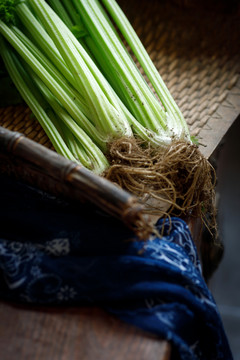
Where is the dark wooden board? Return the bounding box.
[0,302,170,360]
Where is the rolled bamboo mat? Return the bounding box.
[0,0,239,158]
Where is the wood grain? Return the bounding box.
[0,302,170,360]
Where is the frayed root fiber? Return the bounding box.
[104,137,217,233]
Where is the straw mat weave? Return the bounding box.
[0,0,239,157]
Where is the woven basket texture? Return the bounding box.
[0,0,239,151]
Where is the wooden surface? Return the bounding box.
[199,78,240,159]
[0,302,170,360]
[0,2,238,358]
[0,219,208,360]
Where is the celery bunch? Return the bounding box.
[0,0,191,174]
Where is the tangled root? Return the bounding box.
[104,137,217,235]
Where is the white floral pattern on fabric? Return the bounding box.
[144,241,191,272]
[0,239,40,289]
[41,238,70,256]
[0,217,233,360]
[57,285,77,301]
[30,265,42,277]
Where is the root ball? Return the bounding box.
[104,137,216,234]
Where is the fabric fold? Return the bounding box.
[0,175,233,360]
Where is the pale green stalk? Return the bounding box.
[47,0,73,28]
[0,35,76,161]
[101,0,190,140]
[72,0,168,134]
[11,25,91,121]
[44,4,170,146]
[29,0,132,139]
[0,20,105,150]
[15,3,73,85]
[29,67,109,173]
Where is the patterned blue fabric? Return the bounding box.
[0,175,233,360]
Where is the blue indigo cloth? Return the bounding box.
[0,175,233,360]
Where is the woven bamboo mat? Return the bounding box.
[0,0,239,158]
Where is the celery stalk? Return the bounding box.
[0,20,106,150]
[40,1,171,146]
[0,35,76,162]
[28,67,109,173]
[72,0,168,133]
[101,0,190,139]
[29,0,133,139]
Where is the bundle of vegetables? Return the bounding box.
[0,0,216,231]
